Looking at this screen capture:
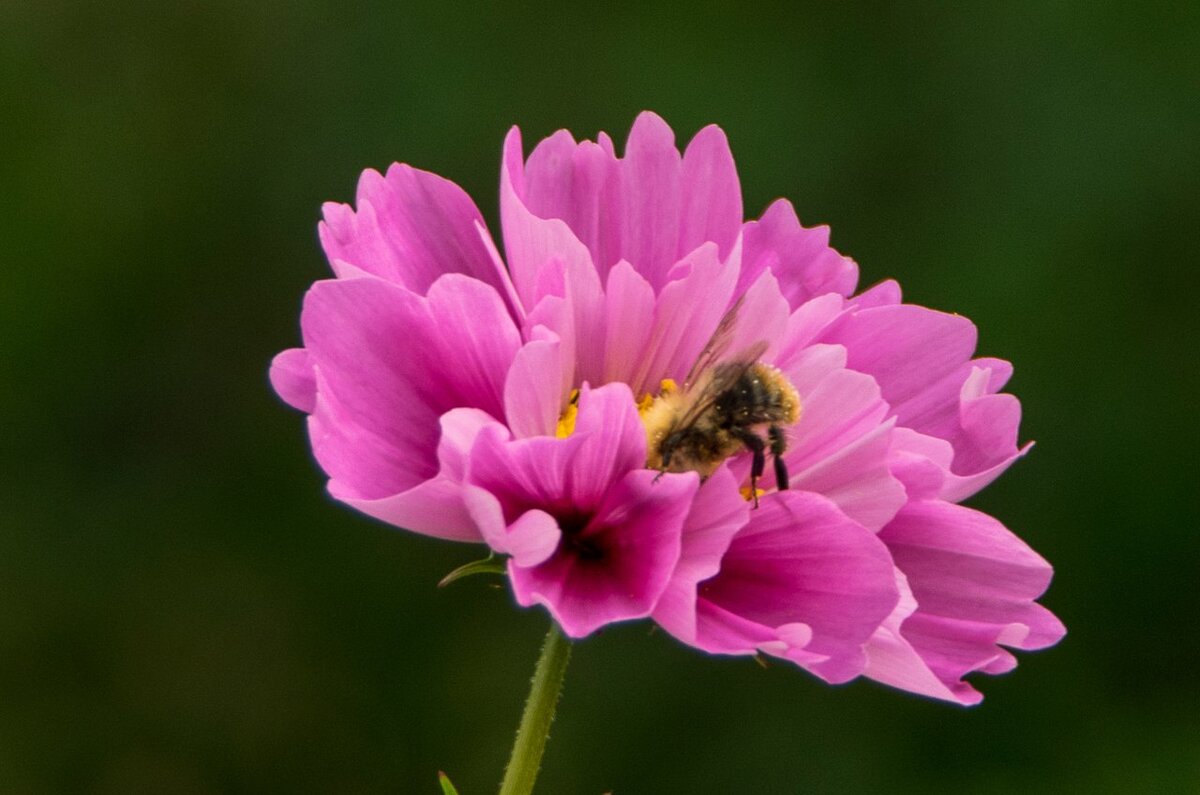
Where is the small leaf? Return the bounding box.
[438,555,507,588]
[438,770,461,795]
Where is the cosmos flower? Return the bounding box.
[271,112,1063,703]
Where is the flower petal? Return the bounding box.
[504,333,567,439]
[331,407,495,542]
[500,126,601,312]
[739,199,859,308]
[319,164,508,299]
[867,499,1066,703]
[692,490,899,683]
[679,123,743,266]
[653,467,751,644]
[269,347,315,413]
[301,274,519,502]
[509,468,697,638]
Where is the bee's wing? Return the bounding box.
[672,349,766,431]
[683,297,745,388]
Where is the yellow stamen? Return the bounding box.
[556,389,581,438]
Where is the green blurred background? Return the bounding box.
[4,1,1198,792]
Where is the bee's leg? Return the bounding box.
[768,425,789,491]
[738,431,766,508]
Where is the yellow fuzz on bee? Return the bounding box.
[556,389,581,438]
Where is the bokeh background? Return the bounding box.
[4,2,1198,792]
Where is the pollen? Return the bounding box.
[740,485,766,502]
[637,379,679,417]
[556,389,581,438]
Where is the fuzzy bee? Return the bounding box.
[643,305,801,507]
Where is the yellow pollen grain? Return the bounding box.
[740,486,766,502]
[637,379,679,417]
[556,389,581,438]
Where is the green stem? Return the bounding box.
[498,621,572,795]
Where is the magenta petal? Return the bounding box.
[630,243,739,393]
[500,127,601,312]
[509,469,697,638]
[694,490,898,682]
[678,124,742,265]
[521,129,622,282]
[318,164,507,298]
[600,261,657,389]
[269,348,315,413]
[822,304,978,410]
[617,111,684,289]
[653,467,751,644]
[467,382,646,515]
[739,199,859,308]
[504,335,566,439]
[773,349,905,530]
[870,500,1066,703]
[331,407,494,542]
[302,274,519,501]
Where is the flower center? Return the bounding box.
[557,512,605,562]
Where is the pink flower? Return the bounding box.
[271,112,1063,703]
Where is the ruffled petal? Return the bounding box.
[691,490,899,683]
[507,113,742,293]
[318,164,510,301]
[466,383,646,518]
[500,127,601,312]
[509,469,697,638]
[739,199,859,308]
[301,274,519,503]
[333,408,494,542]
[766,343,906,530]
[867,500,1066,704]
[652,467,751,644]
[818,303,1030,496]
[463,382,697,637]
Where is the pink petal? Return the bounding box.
[302,274,519,501]
[329,407,495,542]
[617,111,683,289]
[821,303,978,410]
[678,123,743,266]
[504,334,567,439]
[739,199,859,308]
[509,468,697,638]
[600,261,657,387]
[500,127,601,312]
[521,129,622,283]
[466,382,646,516]
[318,164,508,300]
[863,570,976,704]
[629,242,739,394]
[269,348,315,413]
[869,499,1066,703]
[769,346,905,530]
[692,490,899,683]
[652,467,751,644]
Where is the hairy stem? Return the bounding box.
[498,621,572,795]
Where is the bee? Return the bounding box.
[643,304,801,507]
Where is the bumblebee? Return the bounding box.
[643,309,801,507]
